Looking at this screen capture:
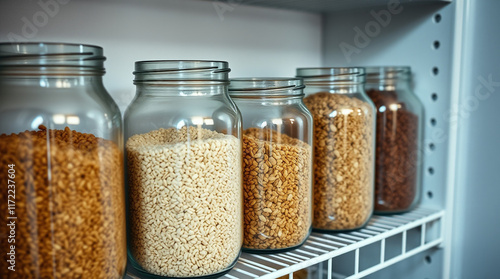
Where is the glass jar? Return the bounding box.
[125,60,242,278]
[228,78,313,253]
[0,42,126,278]
[296,67,375,232]
[365,66,424,214]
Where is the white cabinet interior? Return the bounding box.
[4,0,496,278]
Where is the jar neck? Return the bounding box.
[365,66,411,92]
[366,79,410,92]
[0,43,106,75]
[0,75,103,88]
[232,95,305,105]
[135,83,228,96]
[304,83,365,94]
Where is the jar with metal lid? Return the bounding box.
[0,42,126,278]
[365,66,424,214]
[296,67,375,232]
[228,78,313,253]
[124,60,242,278]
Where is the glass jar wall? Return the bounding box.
[228,78,313,253]
[0,42,126,278]
[296,67,375,232]
[365,66,424,214]
[125,60,242,278]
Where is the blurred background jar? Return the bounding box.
[296,67,375,232]
[228,78,313,253]
[0,42,126,278]
[365,66,424,214]
[124,60,242,278]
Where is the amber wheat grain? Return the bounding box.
[304,93,374,231]
[242,128,311,250]
[0,125,126,279]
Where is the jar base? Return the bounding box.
[242,227,312,254]
[374,207,416,215]
[312,222,369,233]
[126,251,241,279]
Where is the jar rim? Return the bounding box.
[0,42,106,75]
[0,42,105,59]
[296,67,365,75]
[0,41,102,47]
[296,67,365,85]
[133,60,230,84]
[366,66,411,81]
[229,77,304,97]
[135,59,228,64]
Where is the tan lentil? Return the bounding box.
[242,128,312,250]
[0,125,126,279]
[304,92,374,231]
[127,126,242,277]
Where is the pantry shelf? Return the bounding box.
[217,0,451,13]
[125,207,443,279]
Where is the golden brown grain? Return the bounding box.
[242,128,312,250]
[0,125,126,279]
[304,93,374,231]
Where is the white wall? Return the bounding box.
[0,0,322,112]
[324,2,454,211]
[450,0,500,277]
[323,3,455,278]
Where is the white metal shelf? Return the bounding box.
[126,207,443,279]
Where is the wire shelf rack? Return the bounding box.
[126,207,443,279]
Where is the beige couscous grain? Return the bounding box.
[127,126,242,277]
[304,92,374,231]
[242,128,312,250]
